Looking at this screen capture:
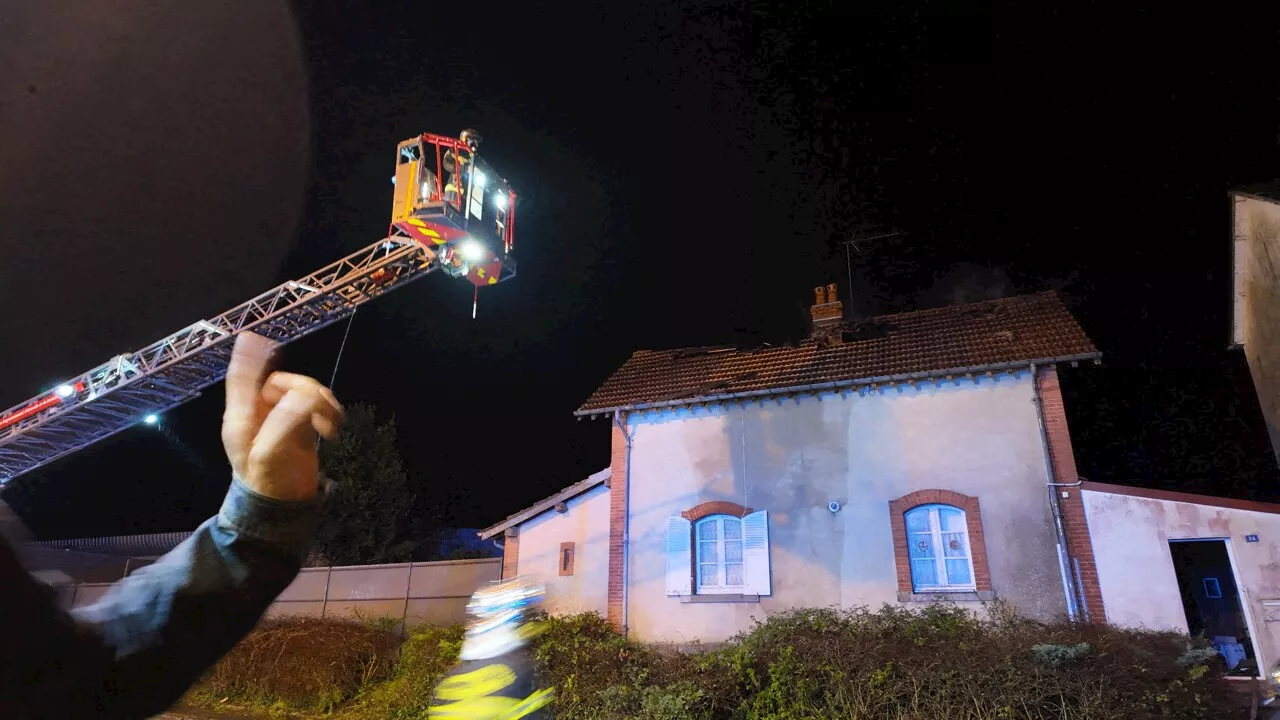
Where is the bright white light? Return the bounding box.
[55,384,75,398]
[494,193,508,210]
[472,170,487,189]
[459,239,487,263]
[144,414,159,425]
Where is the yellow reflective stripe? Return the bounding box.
[426,659,553,719]
[435,663,517,701]
[428,689,553,720]
[429,696,520,718]
[505,688,554,719]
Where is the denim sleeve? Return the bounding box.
[0,476,325,720]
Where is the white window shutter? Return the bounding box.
[665,516,693,596]
[742,511,771,596]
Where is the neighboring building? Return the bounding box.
[18,531,191,583]
[481,469,611,617]
[1080,482,1280,677]
[484,286,1280,679]
[438,528,501,559]
[1231,188,1280,463]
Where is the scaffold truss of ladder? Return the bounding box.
[0,236,439,483]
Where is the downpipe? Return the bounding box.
[1031,363,1083,621]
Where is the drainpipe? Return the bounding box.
[1031,362,1082,621]
[614,413,634,638]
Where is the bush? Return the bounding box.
[531,611,646,718]
[530,604,1241,720]
[341,623,464,720]
[186,616,400,714]
[187,605,1246,719]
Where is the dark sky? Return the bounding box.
[2,1,1279,539]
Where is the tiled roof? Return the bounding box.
[479,468,610,540]
[24,531,193,557]
[1233,183,1280,202]
[577,291,1099,416]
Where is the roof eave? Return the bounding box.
[478,468,611,540]
[573,352,1102,419]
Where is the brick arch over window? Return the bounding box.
[889,490,992,594]
[681,501,753,522]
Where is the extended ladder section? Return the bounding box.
[0,236,439,483]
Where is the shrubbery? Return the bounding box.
[185,615,401,714]
[187,603,1247,719]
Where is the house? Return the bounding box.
[481,287,1280,678]
[1231,187,1280,462]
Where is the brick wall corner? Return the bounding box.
[607,414,630,634]
[1036,365,1106,622]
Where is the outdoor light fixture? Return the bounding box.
[143,414,159,425]
[494,193,508,210]
[459,239,487,263]
[55,384,75,398]
[472,170,487,189]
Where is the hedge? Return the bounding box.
[185,602,1250,719]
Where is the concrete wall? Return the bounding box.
[1082,488,1280,675]
[1232,194,1280,462]
[514,483,611,616]
[622,371,1065,643]
[61,557,500,628]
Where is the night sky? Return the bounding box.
[2,2,1279,540]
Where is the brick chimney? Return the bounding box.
[809,282,844,342]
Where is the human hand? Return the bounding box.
[221,332,345,502]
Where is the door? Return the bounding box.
[1168,539,1259,676]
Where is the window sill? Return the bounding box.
[680,594,761,604]
[898,590,995,603]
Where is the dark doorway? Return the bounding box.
[1168,539,1259,677]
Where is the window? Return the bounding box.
[399,144,421,164]
[558,542,575,576]
[665,508,771,598]
[904,504,975,592]
[696,516,745,594]
[1203,577,1222,599]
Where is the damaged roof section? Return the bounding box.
[576,291,1099,416]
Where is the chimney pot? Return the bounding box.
[809,281,844,335]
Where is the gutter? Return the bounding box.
[1031,362,1082,621]
[575,353,1101,418]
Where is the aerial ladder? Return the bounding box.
[0,129,516,484]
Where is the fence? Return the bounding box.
[59,557,501,628]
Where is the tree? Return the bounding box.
[310,403,428,566]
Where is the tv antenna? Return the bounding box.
[840,231,900,305]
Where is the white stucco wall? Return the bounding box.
[622,371,1066,643]
[515,483,610,617]
[1232,194,1280,462]
[1083,488,1280,674]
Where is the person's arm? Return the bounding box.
[0,476,324,719]
[0,332,344,720]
